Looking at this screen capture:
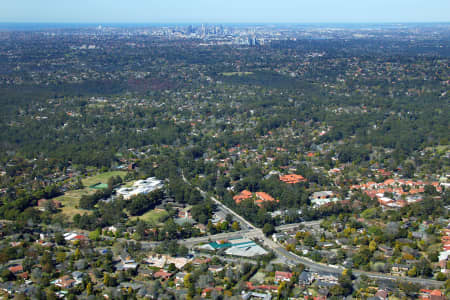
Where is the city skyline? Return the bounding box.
[2,0,450,23]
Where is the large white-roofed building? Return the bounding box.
[116,177,163,200]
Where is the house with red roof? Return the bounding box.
[420,289,446,300]
[54,275,76,289]
[255,192,278,207]
[192,257,211,265]
[8,265,23,274]
[255,192,275,202]
[374,290,389,300]
[279,174,307,184]
[245,282,278,292]
[233,190,253,204]
[275,271,293,283]
[201,287,223,297]
[153,269,173,281]
[234,190,278,207]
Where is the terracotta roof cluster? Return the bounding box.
[279,174,307,184]
[365,187,425,198]
[255,192,278,207]
[233,190,253,204]
[351,178,441,208]
[351,178,441,192]
[234,190,278,207]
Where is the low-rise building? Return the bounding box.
[274,271,293,283]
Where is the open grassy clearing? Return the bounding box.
[54,188,94,217]
[54,171,127,218]
[130,209,169,225]
[82,171,127,187]
[249,271,266,283]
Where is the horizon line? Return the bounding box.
[1,21,450,25]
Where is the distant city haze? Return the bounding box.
[2,0,450,23]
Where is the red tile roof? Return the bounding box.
[245,282,278,291]
[279,174,307,184]
[255,192,275,202]
[431,290,443,296]
[275,271,293,280]
[154,269,173,280]
[8,265,23,274]
[201,287,223,296]
[233,190,253,204]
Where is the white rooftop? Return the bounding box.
[116,177,163,200]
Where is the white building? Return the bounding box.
[116,177,163,200]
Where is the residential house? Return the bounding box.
[275,271,293,283]
[153,269,173,281]
[72,271,84,283]
[313,272,338,284]
[54,275,76,289]
[245,282,278,292]
[175,272,187,287]
[420,289,447,300]
[8,265,23,275]
[374,290,389,300]
[144,254,190,270]
[391,264,409,275]
[116,255,139,271]
[279,174,307,184]
[310,191,339,207]
[242,291,272,300]
[255,192,278,207]
[208,265,224,273]
[233,190,253,204]
[192,257,211,265]
[299,271,314,285]
[201,287,223,297]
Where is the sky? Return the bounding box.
[2,0,450,23]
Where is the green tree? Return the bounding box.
[407,266,417,277]
[1,269,14,282]
[86,282,93,295]
[231,221,240,231]
[262,223,275,237]
[436,272,447,281]
[89,228,101,241]
[369,240,377,252]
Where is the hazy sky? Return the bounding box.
[2,0,450,23]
